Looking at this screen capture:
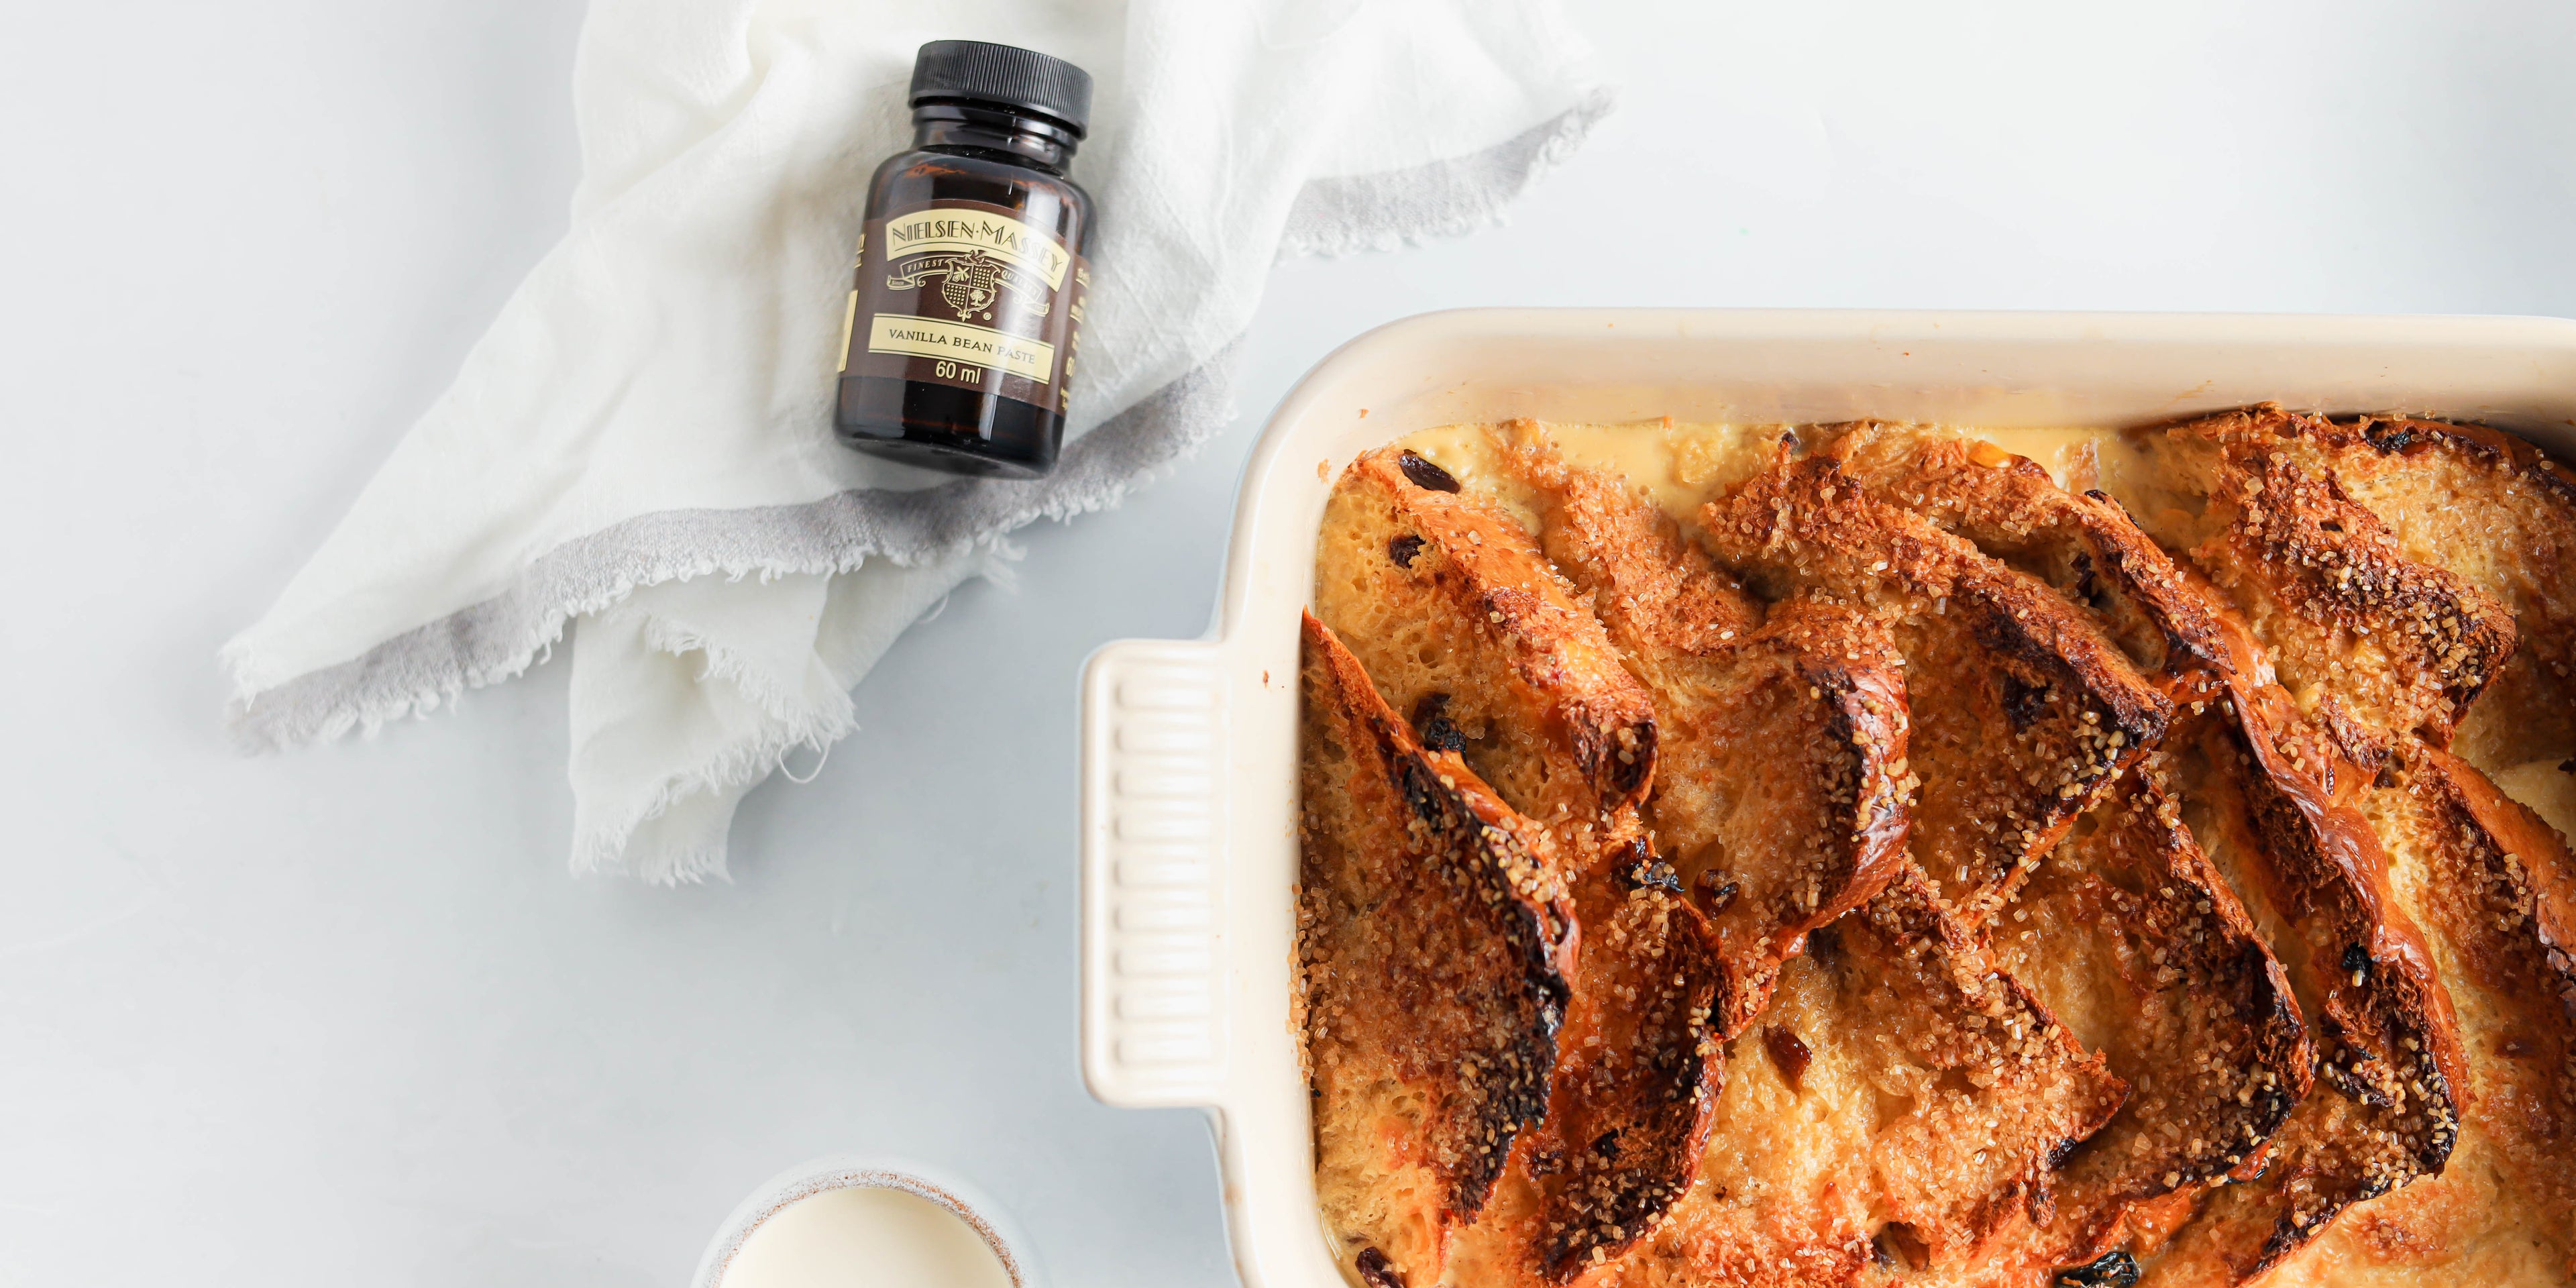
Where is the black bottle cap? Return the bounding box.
[909,40,1092,138]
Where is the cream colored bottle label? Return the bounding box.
[841,199,1087,414]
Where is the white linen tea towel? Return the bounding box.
[222,0,1611,881]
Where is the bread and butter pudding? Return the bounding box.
[1295,410,2576,1288]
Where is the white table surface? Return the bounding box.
[7,3,2576,1285]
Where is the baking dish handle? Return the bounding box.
[1079,637,1232,1110]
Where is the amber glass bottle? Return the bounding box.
[834,41,1095,479]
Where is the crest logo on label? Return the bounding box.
[887,248,1048,325]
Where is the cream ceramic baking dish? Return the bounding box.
[1074,308,2576,1288]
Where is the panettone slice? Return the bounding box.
[2127,405,2516,753]
[1606,870,2128,1288]
[1298,612,1577,1288]
[1314,448,1725,1281]
[1819,422,2314,1269]
[2140,641,2467,1285]
[1454,863,1729,1284]
[1313,445,1658,862]
[1486,423,1913,1038]
[2259,746,2576,1284]
[1698,451,2171,925]
[2269,413,2575,771]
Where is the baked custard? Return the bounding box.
[1296,411,2576,1288]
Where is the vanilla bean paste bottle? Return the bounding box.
[833,40,1095,479]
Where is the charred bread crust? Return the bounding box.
[1700,454,2171,922]
[1316,447,1659,867]
[1519,867,1727,1281]
[2136,407,2518,749]
[1818,421,2318,1259]
[1299,613,1580,1285]
[1990,761,2312,1267]
[1599,869,2128,1288]
[1429,867,1729,1287]
[1316,453,1723,1281]
[2302,745,2576,1279]
[1491,427,1913,1037]
[2153,692,2465,1280]
[2302,415,2576,767]
[1823,421,2233,683]
[1836,869,2131,1270]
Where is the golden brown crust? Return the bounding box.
[1303,410,2576,1287]
[1313,454,1722,1280]
[1985,761,2311,1265]
[1817,423,2318,1267]
[1823,421,2233,682]
[1514,867,1728,1281]
[2132,407,2518,749]
[1839,871,2131,1268]
[2260,746,2576,1282]
[2145,648,2466,1282]
[2292,415,2576,769]
[1489,425,1913,1036]
[1299,613,1579,1285]
[1592,870,2128,1288]
[1699,453,2171,924]
[1316,447,1659,871]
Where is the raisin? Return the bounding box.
[1763,1027,1813,1089]
[1619,857,1684,896]
[1411,694,1466,754]
[1690,869,1739,914]
[2070,551,2102,607]
[1387,533,1424,568]
[2364,423,2420,454]
[1397,449,1460,493]
[1356,1247,1407,1288]
[2341,943,2371,978]
[2057,1250,2141,1287]
[1805,924,1843,967]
